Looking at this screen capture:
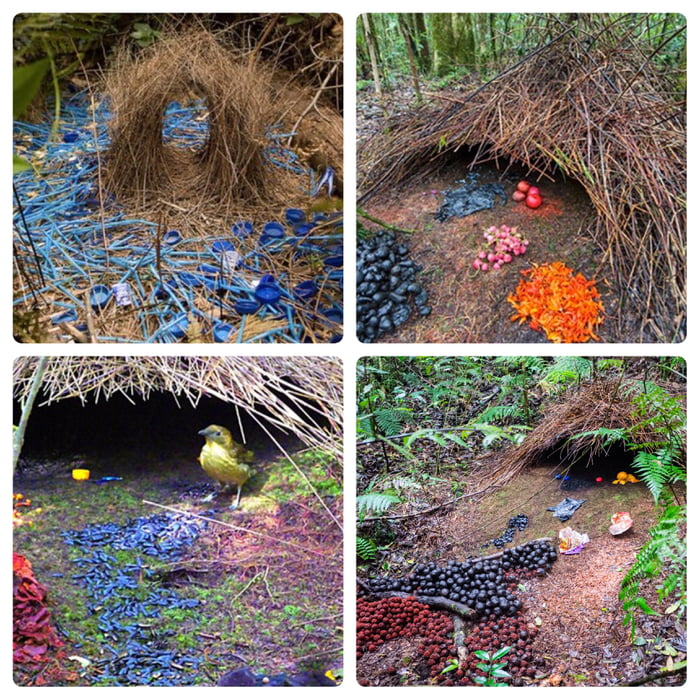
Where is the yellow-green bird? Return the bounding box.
[197,425,254,508]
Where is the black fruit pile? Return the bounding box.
[357,231,431,342]
[367,541,557,620]
[489,513,529,548]
[501,540,557,577]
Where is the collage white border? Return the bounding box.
[4,2,695,696]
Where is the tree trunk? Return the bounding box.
[398,14,422,102]
[361,13,383,96]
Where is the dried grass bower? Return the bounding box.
[488,379,685,486]
[104,31,277,210]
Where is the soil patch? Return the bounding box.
[359,158,613,344]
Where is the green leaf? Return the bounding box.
[13,59,50,119]
[634,596,659,615]
[491,645,512,660]
[473,650,491,661]
[491,668,512,678]
[13,154,31,174]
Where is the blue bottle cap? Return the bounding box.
[285,208,306,224]
[163,229,181,245]
[293,222,315,237]
[262,221,285,238]
[231,221,254,238]
[254,283,281,305]
[89,285,111,310]
[213,322,234,343]
[234,299,261,315]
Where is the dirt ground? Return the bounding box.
[357,86,629,344]
[356,442,686,686]
[14,442,343,686]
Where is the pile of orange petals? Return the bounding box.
[508,261,604,343]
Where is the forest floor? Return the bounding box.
[356,437,686,686]
[14,445,343,686]
[357,83,628,344]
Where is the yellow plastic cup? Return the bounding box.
[72,468,90,481]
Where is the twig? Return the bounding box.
[622,660,686,687]
[142,499,325,557]
[357,207,415,234]
[358,586,477,619]
[286,64,339,148]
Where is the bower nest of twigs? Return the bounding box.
[104,31,282,212]
[358,15,686,342]
[489,378,686,484]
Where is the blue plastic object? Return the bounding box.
[211,240,234,254]
[163,229,181,245]
[231,221,253,238]
[262,221,285,238]
[89,284,111,310]
[324,254,343,268]
[285,208,306,224]
[213,322,234,343]
[168,313,189,339]
[234,299,261,315]
[293,222,315,237]
[51,307,78,324]
[293,280,318,299]
[62,131,79,143]
[254,283,281,305]
[177,271,202,287]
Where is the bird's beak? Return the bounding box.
[198,428,209,437]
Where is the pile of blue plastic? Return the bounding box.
[61,512,207,685]
[13,92,343,343]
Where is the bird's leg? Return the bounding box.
[230,484,242,510]
[203,481,227,503]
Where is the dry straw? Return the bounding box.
[13,356,343,460]
[358,15,686,342]
[104,31,278,213]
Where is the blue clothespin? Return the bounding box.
[312,166,334,197]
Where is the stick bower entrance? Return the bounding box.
[105,32,275,209]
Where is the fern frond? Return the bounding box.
[356,493,401,515]
[356,536,378,561]
[374,407,411,436]
[477,404,522,423]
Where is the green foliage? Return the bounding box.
[630,446,685,505]
[356,536,379,562]
[356,492,401,517]
[539,356,595,391]
[130,21,160,47]
[477,404,523,424]
[404,427,469,451]
[13,58,50,119]
[619,502,686,637]
[472,645,512,686]
[374,406,411,436]
[470,422,530,449]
